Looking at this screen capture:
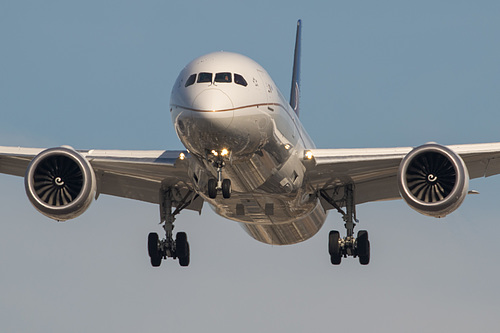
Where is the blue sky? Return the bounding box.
[1,1,500,332]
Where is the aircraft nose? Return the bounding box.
[192,88,234,111]
[192,89,234,130]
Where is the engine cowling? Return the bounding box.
[24,147,96,221]
[397,143,469,218]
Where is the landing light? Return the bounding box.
[305,150,314,160]
[211,150,218,157]
[221,148,229,156]
[179,152,185,160]
[284,144,291,150]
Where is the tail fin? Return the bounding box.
[289,19,302,117]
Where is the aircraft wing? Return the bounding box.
[0,146,203,212]
[304,143,500,208]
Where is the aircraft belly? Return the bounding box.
[208,193,326,245]
[240,199,326,245]
[209,155,323,245]
[213,192,311,223]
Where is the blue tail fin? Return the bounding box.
[289,20,302,117]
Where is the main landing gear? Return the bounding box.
[207,159,231,199]
[321,184,370,265]
[147,187,194,267]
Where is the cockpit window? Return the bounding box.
[188,72,247,87]
[215,72,232,83]
[234,73,248,87]
[185,74,196,87]
[197,72,212,83]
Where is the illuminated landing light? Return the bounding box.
[211,150,218,156]
[221,148,229,156]
[179,152,186,160]
[305,150,314,160]
[284,144,291,150]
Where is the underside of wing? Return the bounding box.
[304,142,500,210]
[86,149,199,207]
[0,146,45,177]
[0,146,203,213]
[304,147,410,206]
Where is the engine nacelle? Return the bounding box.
[397,143,469,218]
[24,147,96,221]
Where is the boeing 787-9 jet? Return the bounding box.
[2,20,500,267]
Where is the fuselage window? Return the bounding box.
[215,72,232,83]
[185,74,196,87]
[197,72,213,83]
[234,73,248,87]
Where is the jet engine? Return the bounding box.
[397,143,469,218]
[24,147,96,221]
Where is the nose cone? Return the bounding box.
[192,88,234,112]
[192,89,234,130]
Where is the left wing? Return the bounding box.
[0,146,203,212]
[304,142,500,208]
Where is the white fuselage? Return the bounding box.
[170,52,326,245]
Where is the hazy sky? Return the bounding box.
[1,1,500,332]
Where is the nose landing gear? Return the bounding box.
[207,159,231,199]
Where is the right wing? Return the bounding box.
[0,146,203,212]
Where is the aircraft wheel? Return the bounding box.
[328,230,342,265]
[222,179,231,199]
[176,232,190,267]
[150,255,162,267]
[357,230,370,265]
[208,179,217,199]
[148,232,162,267]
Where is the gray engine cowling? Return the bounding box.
[24,147,96,221]
[397,143,469,218]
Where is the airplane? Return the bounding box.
[2,20,500,267]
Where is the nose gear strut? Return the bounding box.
[207,158,231,199]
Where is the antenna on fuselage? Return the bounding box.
[289,19,302,117]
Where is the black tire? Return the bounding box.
[222,179,231,199]
[179,243,190,267]
[208,179,217,199]
[328,230,342,265]
[148,232,162,267]
[148,232,159,258]
[176,232,190,267]
[150,256,162,267]
[357,230,370,265]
